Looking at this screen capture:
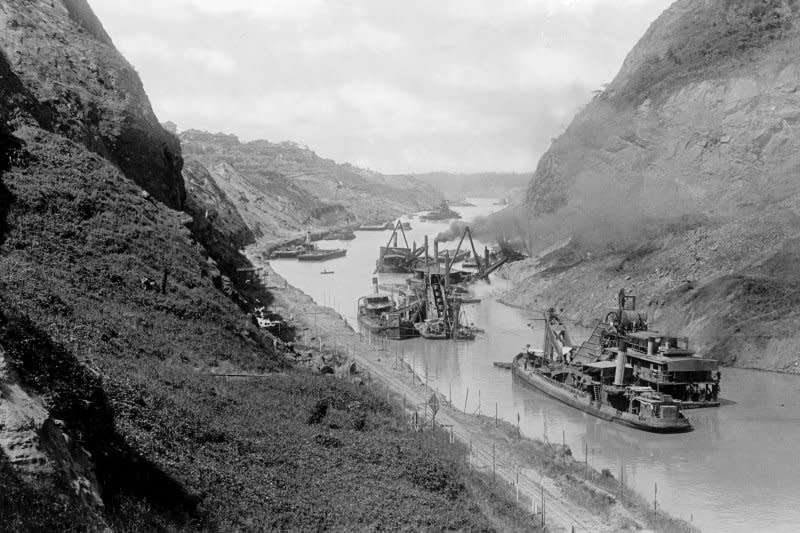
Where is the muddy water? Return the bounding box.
[269,199,800,533]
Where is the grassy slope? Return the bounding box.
[0,125,537,531]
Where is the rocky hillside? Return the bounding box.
[180,130,443,239]
[182,147,350,249]
[499,0,800,373]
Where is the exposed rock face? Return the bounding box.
[0,348,103,508]
[182,160,256,261]
[180,129,442,229]
[504,0,800,372]
[0,0,184,208]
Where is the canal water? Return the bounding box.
[269,198,800,533]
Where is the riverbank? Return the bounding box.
[249,248,698,533]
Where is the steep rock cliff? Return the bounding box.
[503,0,800,372]
[0,0,184,208]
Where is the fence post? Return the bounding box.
[541,485,545,527]
[585,440,589,479]
[492,444,496,482]
[654,482,658,515]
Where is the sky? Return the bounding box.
[88,0,672,174]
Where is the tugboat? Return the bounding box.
[512,310,692,433]
[419,200,461,221]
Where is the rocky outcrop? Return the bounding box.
[0,347,103,510]
[502,0,800,372]
[0,1,184,208]
[183,160,255,262]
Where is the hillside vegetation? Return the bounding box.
[0,1,535,531]
[493,0,800,372]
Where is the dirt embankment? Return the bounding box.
[487,0,800,373]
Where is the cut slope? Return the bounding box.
[180,129,442,225]
[499,0,800,372]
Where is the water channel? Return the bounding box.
[269,198,800,533]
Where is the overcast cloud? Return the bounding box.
[88,0,671,173]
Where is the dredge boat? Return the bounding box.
[512,310,692,433]
[572,290,721,408]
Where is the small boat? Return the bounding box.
[320,269,335,275]
[512,310,692,433]
[297,248,347,261]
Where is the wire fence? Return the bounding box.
[285,300,648,532]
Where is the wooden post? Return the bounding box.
[492,444,496,482]
[541,485,545,527]
[585,441,589,479]
[654,482,658,515]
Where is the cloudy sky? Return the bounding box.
[89,0,671,174]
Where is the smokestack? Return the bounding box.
[424,235,429,263]
[614,341,627,386]
[433,239,439,271]
[372,276,378,294]
[647,339,655,356]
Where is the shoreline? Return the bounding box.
[247,246,698,533]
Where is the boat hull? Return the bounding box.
[358,315,418,340]
[297,249,347,261]
[511,355,692,433]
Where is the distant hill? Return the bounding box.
[496,0,800,373]
[398,171,530,201]
[180,130,443,243]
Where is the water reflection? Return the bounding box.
[269,198,800,533]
